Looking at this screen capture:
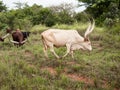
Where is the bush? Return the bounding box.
[108,22,120,35]
[44,14,56,27]
[13,18,32,30]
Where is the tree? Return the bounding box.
[49,3,75,24]
[13,1,28,9]
[13,18,32,30]
[74,12,88,22]
[0,12,8,29]
[44,13,56,27]
[0,1,7,12]
[78,0,120,26]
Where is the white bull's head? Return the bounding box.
[73,18,95,51]
[83,18,95,51]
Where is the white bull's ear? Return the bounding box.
[84,37,89,42]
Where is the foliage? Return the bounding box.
[0,2,78,30]
[13,1,28,9]
[107,22,120,35]
[78,0,120,26]
[0,1,7,12]
[74,12,89,22]
[49,3,75,24]
[0,0,120,34]
[44,14,56,27]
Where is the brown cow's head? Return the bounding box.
[6,28,12,34]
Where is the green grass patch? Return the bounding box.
[0,23,120,90]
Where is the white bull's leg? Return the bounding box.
[49,44,60,59]
[70,50,74,59]
[42,38,49,58]
[43,47,48,58]
[62,43,71,58]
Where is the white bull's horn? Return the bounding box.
[84,18,95,39]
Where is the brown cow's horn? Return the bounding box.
[10,40,19,44]
[21,39,27,44]
[10,39,27,44]
[2,33,10,39]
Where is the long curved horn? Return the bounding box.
[21,39,27,44]
[2,33,10,39]
[10,40,19,44]
[84,18,95,39]
[10,39,27,44]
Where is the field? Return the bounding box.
[0,23,120,90]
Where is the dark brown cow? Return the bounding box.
[1,28,30,46]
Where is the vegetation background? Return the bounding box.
[0,0,120,90]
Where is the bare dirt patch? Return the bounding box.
[65,73,94,85]
[24,50,35,59]
[41,67,57,76]
[40,66,94,86]
[39,65,112,89]
[25,50,33,56]
[66,61,79,65]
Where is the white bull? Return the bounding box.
[41,18,95,58]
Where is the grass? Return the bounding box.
[0,23,120,90]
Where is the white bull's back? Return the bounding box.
[41,29,83,47]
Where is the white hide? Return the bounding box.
[41,29,84,47]
[41,18,95,58]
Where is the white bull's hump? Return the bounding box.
[46,29,83,41]
[44,29,82,45]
